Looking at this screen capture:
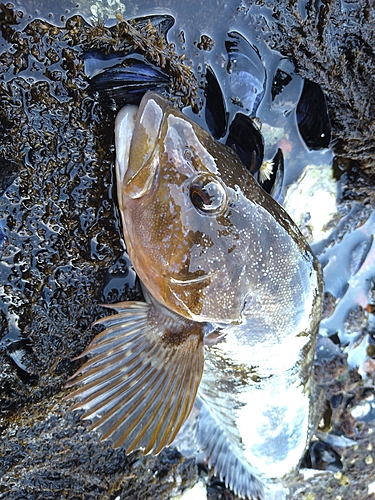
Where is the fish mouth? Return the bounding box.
[126,91,166,179]
[115,92,166,208]
[115,104,138,188]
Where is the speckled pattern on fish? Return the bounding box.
[67,91,323,499]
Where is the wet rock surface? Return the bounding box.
[0,1,375,499]
[249,0,375,180]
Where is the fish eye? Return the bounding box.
[189,174,227,214]
[184,148,192,161]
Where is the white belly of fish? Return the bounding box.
[196,314,314,484]
[235,372,310,478]
[175,324,313,499]
[224,320,312,474]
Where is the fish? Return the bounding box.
[66,91,323,499]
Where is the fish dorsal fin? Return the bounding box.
[65,301,204,455]
[183,348,266,500]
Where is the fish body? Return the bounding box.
[67,92,322,499]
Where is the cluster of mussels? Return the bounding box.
[85,13,331,205]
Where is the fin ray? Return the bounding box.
[66,301,205,455]
[123,361,183,451]
[76,356,157,421]
[189,393,265,499]
[98,357,180,445]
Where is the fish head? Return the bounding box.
[115,91,313,325]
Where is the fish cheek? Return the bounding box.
[123,175,189,281]
[126,188,218,319]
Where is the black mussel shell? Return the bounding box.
[204,66,228,140]
[296,80,331,150]
[83,50,128,79]
[88,55,170,109]
[225,31,266,116]
[304,441,343,472]
[84,14,174,79]
[226,112,264,175]
[270,58,304,117]
[259,148,284,201]
[5,338,38,384]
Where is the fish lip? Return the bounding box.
[115,104,138,210]
[115,91,167,189]
[136,91,167,158]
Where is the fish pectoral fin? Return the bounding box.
[65,300,204,455]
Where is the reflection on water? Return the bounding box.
[319,209,375,376]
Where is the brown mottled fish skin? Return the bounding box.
[66,91,323,500]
